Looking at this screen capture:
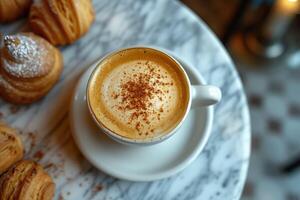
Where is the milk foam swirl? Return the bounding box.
[88,48,189,139]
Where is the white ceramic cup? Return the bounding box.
[86,46,221,146]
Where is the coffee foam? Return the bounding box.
[88,48,190,140]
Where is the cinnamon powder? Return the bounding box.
[113,62,173,135]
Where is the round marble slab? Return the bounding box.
[0,0,250,199]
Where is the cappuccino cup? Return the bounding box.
[87,46,221,146]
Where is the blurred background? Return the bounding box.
[180,0,300,199]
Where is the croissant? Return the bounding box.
[0,32,63,104]
[0,122,24,175]
[29,0,95,45]
[0,160,55,200]
[0,0,32,23]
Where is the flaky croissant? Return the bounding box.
[0,0,32,23]
[0,122,24,175]
[0,160,55,200]
[0,32,63,104]
[29,0,95,45]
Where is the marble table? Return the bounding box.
[0,0,251,199]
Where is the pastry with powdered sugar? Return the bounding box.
[0,32,63,104]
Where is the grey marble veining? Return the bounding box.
[0,0,250,199]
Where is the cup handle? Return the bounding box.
[191,85,222,108]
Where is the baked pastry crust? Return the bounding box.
[0,122,24,175]
[0,160,55,200]
[0,0,32,23]
[29,0,95,45]
[0,32,63,104]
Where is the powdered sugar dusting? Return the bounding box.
[1,34,52,78]
[4,35,38,61]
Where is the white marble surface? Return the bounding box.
[0,0,250,199]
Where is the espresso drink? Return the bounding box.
[88,48,190,140]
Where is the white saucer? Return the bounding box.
[70,53,213,181]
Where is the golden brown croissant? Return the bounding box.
[0,32,63,104]
[29,0,95,45]
[0,122,24,175]
[0,160,55,200]
[0,0,32,23]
